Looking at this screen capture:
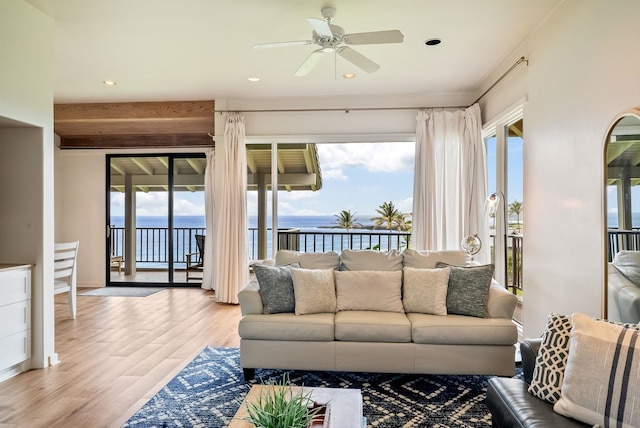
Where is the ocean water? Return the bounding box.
[110,215,377,230]
[109,215,401,264]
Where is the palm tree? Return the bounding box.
[333,209,360,231]
[371,201,400,230]
[394,212,412,232]
[509,200,523,231]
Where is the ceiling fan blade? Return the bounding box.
[253,40,313,49]
[294,49,325,76]
[307,17,333,38]
[344,30,404,45]
[338,46,380,73]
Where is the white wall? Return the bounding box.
[482,0,640,337]
[56,148,209,287]
[0,0,54,368]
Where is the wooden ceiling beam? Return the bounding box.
[55,101,215,148]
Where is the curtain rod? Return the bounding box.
[213,56,527,114]
[471,56,528,105]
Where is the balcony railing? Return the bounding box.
[110,227,205,268]
[608,229,640,261]
[111,226,523,294]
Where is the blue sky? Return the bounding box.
[254,142,415,218]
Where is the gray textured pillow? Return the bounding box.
[334,270,404,312]
[290,268,337,315]
[436,263,494,318]
[275,250,340,270]
[402,267,450,315]
[339,249,403,271]
[403,249,469,269]
[253,263,299,314]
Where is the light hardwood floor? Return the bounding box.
[0,287,242,428]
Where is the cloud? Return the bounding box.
[317,142,414,173]
[395,197,413,213]
[323,168,347,180]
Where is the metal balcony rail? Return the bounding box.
[608,228,640,261]
[110,226,522,294]
[110,227,205,267]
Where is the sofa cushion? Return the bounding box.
[553,313,640,427]
[335,311,411,342]
[407,313,517,345]
[335,270,404,312]
[290,268,337,315]
[253,263,299,314]
[339,249,403,271]
[403,249,469,269]
[238,313,335,341]
[275,250,340,270]
[437,263,494,318]
[528,313,573,404]
[402,267,450,315]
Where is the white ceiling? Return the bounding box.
[24,0,561,104]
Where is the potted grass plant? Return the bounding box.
[244,374,328,428]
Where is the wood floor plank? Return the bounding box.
[0,287,242,428]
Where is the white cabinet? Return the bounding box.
[0,264,31,382]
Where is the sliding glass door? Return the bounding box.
[107,153,205,286]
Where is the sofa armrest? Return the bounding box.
[238,278,263,316]
[521,338,542,384]
[486,284,518,319]
[608,263,640,323]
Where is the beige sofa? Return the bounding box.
[238,249,518,379]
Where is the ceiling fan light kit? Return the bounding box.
[253,6,404,77]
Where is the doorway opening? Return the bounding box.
[107,153,206,286]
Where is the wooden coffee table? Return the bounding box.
[229,385,364,428]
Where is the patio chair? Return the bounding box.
[186,234,205,281]
[54,241,80,319]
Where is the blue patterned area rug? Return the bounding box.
[123,347,515,428]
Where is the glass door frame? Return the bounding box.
[105,152,206,286]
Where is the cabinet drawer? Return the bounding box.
[0,330,30,369]
[0,269,31,306]
[0,301,30,338]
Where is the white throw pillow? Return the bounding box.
[402,267,449,315]
[553,313,640,427]
[334,270,404,312]
[290,268,336,315]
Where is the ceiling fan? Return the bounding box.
[253,6,404,76]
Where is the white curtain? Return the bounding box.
[210,113,249,303]
[412,104,490,263]
[202,149,215,291]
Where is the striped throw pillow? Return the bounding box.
[553,313,640,427]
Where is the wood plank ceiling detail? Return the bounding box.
[55,100,215,148]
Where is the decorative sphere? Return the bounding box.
[461,234,482,255]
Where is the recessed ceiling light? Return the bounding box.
[425,38,442,46]
[343,73,356,79]
[248,77,260,82]
[102,80,116,86]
